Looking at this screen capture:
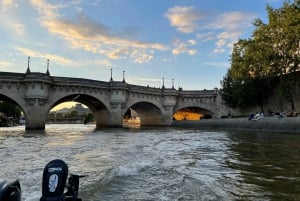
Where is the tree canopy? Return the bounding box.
[221,0,300,112]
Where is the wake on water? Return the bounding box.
[3,126,296,200]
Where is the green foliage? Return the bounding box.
[84,113,94,124]
[222,0,300,111]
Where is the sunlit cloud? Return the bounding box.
[0,0,25,36]
[172,38,197,55]
[108,48,130,60]
[165,6,202,34]
[16,47,75,66]
[2,0,13,7]
[217,31,241,40]
[0,61,11,67]
[216,39,226,48]
[0,59,15,71]
[132,52,154,64]
[30,0,168,64]
[30,0,63,19]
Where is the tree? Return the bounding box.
[222,38,274,112]
[84,113,94,124]
[265,1,300,110]
[221,0,300,112]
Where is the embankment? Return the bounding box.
[172,117,300,133]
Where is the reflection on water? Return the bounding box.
[0,125,299,201]
[226,132,300,200]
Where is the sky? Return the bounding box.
[0,0,284,90]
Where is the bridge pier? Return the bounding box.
[107,103,124,127]
[94,103,124,127]
[24,103,47,130]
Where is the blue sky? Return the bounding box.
[0,0,283,90]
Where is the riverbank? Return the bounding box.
[172,117,300,133]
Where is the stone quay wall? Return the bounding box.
[172,117,300,133]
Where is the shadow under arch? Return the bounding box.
[50,94,110,127]
[174,106,213,120]
[0,94,24,118]
[125,101,165,126]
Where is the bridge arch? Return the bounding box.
[0,94,25,119]
[173,106,213,120]
[49,93,111,127]
[0,93,22,107]
[125,101,165,126]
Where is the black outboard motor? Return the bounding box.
[40,159,69,201]
[0,179,21,201]
[65,175,84,201]
[40,159,83,201]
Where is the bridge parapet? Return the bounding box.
[127,84,162,95]
[53,76,109,88]
[178,89,218,96]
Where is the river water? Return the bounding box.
[0,124,299,201]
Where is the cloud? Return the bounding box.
[197,32,215,42]
[2,0,13,8]
[188,39,197,45]
[16,47,75,66]
[0,0,25,36]
[130,49,154,63]
[108,48,130,60]
[208,11,254,30]
[216,39,226,48]
[165,6,202,34]
[165,8,255,54]
[133,53,154,64]
[0,61,15,71]
[217,31,241,40]
[0,61,11,67]
[30,0,168,64]
[172,38,197,56]
[206,11,255,54]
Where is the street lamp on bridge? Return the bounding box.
[123,70,126,83]
[110,68,113,82]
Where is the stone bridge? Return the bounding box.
[0,70,227,130]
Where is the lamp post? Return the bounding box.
[110,68,113,82]
[46,59,50,75]
[26,56,31,73]
[123,70,126,83]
